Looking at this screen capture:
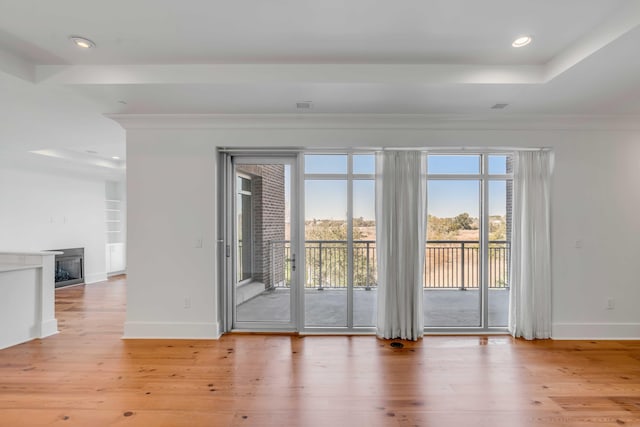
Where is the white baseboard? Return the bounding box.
[39,319,59,338]
[85,272,108,284]
[123,321,222,339]
[552,322,640,339]
[107,270,126,277]
[0,336,30,351]
[1,321,59,350]
[217,320,225,339]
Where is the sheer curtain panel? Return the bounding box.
[375,151,427,340]
[509,150,553,340]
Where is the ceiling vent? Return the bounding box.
[491,103,509,109]
[296,102,312,109]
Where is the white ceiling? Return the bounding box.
[0,0,625,65]
[1,0,640,171]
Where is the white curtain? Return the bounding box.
[509,150,553,340]
[375,151,427,341]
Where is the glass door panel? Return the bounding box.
[488,180,511,327]
[353,179,376,327]
[237,175,253,282]
[233,159,296,328]
[304,179,348,327]
[424,180,481,327]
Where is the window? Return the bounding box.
[428,154,480,174]
[237,174,253,282]
[304,154,376,329]
[425,153,513,330]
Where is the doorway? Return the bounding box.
[230,156,299,331]
[223,151,510,334]
[424,154,512,332]
[224,152,377,333]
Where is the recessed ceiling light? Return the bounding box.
[70,36,96,49]
[512,36,532,48]
[112,156,121,160]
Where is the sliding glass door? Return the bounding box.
[227,153,376,333]
[225,151,510,333]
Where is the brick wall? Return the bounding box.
[506,156,513,245]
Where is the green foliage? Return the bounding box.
[303,220,373,288]
[427,213,478,240]
[489,215,507,241]
[453,213,474,230]
[299,214,507,288]
[306,219,366,241]
[353,217,375,228]
[428,213,506,241]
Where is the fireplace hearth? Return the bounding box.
[52,248,84,288]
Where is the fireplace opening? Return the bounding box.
[52,248,85,288]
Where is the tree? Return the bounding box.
[489,215,506,240]
[427,215,455,239]
[453,213,473,230]
[303,220,370,288]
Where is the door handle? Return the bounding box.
[287,254,296,271]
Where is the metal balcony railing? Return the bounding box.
[269,240,510,290]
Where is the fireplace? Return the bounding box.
[52,248,84,288]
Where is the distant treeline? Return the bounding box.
[306,214,506,241]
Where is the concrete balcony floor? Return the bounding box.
[236,288,509,328]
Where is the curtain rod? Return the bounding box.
[218,146,551,153]
[379,147,551,152]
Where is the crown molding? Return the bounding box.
[107,113,640,131]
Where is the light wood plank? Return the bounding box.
[0,275,639,426]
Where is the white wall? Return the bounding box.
[550,134,640,338]
[125,136,217,338]
[0,167,108,284]
[121,119,640,339]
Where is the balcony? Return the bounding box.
[236,240,511,327]
[272,240,510,290]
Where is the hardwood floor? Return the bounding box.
[1,276,640,426]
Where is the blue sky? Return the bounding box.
[303,154,508,220]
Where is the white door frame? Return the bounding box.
[225,154,302,332]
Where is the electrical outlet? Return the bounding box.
[184,297,191,309]
[606,298,615,310]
